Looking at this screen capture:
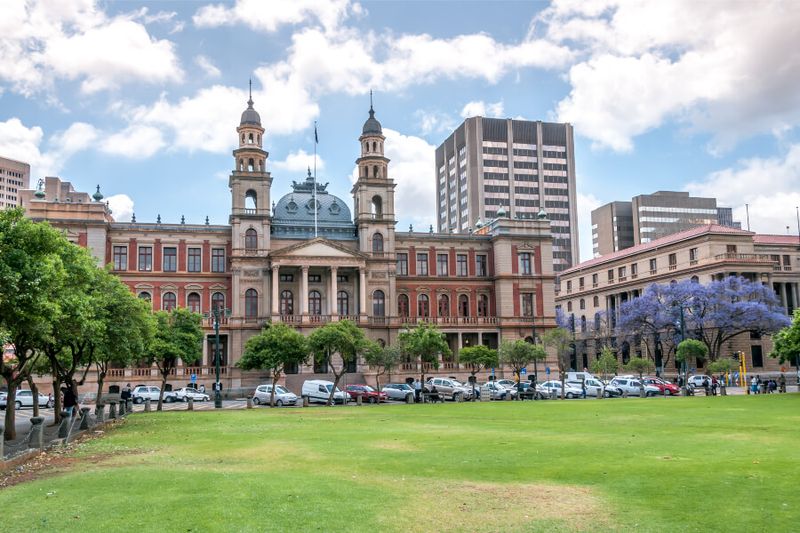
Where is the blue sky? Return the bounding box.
[1,0,799,262]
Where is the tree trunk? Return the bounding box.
[95,368,106,408]
[4,386,17,441]
[27,376,40,418]
[270,372,278,407]
[560,370,566,399]
[328,369,345,406]
[158,370,168,411]
[52,376,62,424]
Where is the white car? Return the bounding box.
[495,379,518,390]
[174,387,210,402]
[481,381,517,400]
[608,377,661,397]
[131,386,176,404]
[539,380,583,398]
[687,375,713,388]
[566,377,606,397]
[253,384,298,406]
[1,390,52,409]
[301,380,348,404]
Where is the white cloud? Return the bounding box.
[100,125,165,158]
[194,55,221,78]
[686,144,800,236]
[576,191,601,262]
[272,149,325,173]
[542,0,800,152]
[193,0,358,33]
[414,109,457,136]
[0,1,182,96]
[106,194,134,222]
[0,118,45,171]
[460,100,504,119]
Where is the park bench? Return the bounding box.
[422,391,445,403]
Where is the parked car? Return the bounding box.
[687,374,714,388]
[381,383,415,402]
[516,382,548,400]
[345,384,388,403]
[131,386,176,404]
[642,377,681,396]
[480,381,517,400]
[301,380,348,404]
[566,377,607,397]
[539,380,583,398]
[608,377,661,397]
[425,377,473,401]
[174,387,211,402]
[1,390,52,409]
[495,379,518,390]
[601,382,624,397]
[253,384,298,406]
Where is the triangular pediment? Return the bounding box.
[271,238,367,259]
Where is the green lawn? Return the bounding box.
[2,395,799,532]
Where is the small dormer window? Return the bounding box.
[329,200,341,215]
[286,200,298,213]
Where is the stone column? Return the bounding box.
[779,283,788,314]
[58,412,70,438]
[108,401,117,420]
[300,265,309,320]
[271,264,280,316]
[793,283,800,313]
[330,266,338,317]
[95,404,106,423]
[359,267,367,318]
[28,417,44,450]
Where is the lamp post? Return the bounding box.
[678,303,688,396]
[207,306,231,409]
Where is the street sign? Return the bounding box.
[190,373,197,383]
[520,368,527,375]
[545,367,551,376]
[213,382,222,391]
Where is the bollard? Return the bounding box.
[28,416,45,450]
[721,384,727,396]
[550,390,556,400]
[505,392,512,401]
[58,411,70,438]
[356,395,362,406]
[108,401,118,420]
[95,404,106,423]
[118,400,126,416]
[406,393,413,404]
[188,398,194,411]
[302,396,309,408]
[597,390,603,399]
[79,407,92,430]
[144,399,152,412]
[246,397,253,409]
[126,398,132,413]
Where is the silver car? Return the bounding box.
[381,383,415,402]
[253,384,298,407]
[174,387,210,402]
[1,390,53,409]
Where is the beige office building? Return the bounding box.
[0,156,30,208]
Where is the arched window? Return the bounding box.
[372,232,384,253]
[478,294,489,317]
[398,294,409,317]
[241,134,245,144]
[372,141,376,152]
[247,158,255,172]
[373,165,378,177]
[373,290,385,317]
[337,290,349,316]
[248,133,254,144]
[593,295,599,307]
[579,298,585,310]
[212,292,225,311]
[245,228,257,250]
[187,292,201,313]
[371,195,382,217]
[438,294,449,317]
[138,291,151,301]
[418,294,430,318]
[280,290,294,315]
[309,290,322,315]
[580,315,587,333]
[594,313,601,331]
[257,134,261,145]
[162,292,177,311]
[458,294,469,317]
[239,159,244,171]
[245,190,257,210]
[691,275,699,283]
[245,289,258,318]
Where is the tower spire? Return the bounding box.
[369,89,374,116]
[248,78,253,106]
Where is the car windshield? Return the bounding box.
[397,384,411,390]
[275,386,289,394]
[324,384,333,392]
[362,386,375,392]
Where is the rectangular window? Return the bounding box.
[727,245,737,254]
[416,253,428,276]
[187,247,201,272]
[579,277,585,290]
[689,247,698,263]
[751,345,763,367]
[337,274,349,282]
[396,253,408,276]
[631,263,638,277]
[592,273,598,287]
[113,245,127,271]
[566,280,572,292]
[308,275,322,283]
[649,258,657,273]
[138,246,152,271]
[669,253,677,270]
[521,293,534,317]
[456,254,468,276]
[280,274,294,282]
[618,266,626,280]
[607,269,614,282]
[211,248,225,273]
[437,253,448,276]
[519,252,532,275]
[163,247,177,272]
[476,255,487,277]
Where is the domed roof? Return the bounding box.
[240,97,261,126]
[362,105,382,135]
[272,172,356,240]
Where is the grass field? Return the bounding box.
[1,395,799,532]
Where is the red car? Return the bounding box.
[344,385,387,403]
[643,377,680,396]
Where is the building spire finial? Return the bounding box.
[247,78,253,106]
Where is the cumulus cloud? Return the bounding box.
[541,0,800,152]
[194,55,221,78]
[686,144,800,236]
[414,109,457,136]
[0,0,182,96]
[272,149,325,173]
[106,193,134,222]
[0,118,45,171]
[193,0,359,33]
[460,100,504,119]
[100,125,165,158]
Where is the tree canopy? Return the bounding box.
[308,320,371,405]
[238,323,308,406]
[770,309,800,365]
[458,345,498,377]
[590,347,619,381]
[397,323,451,384]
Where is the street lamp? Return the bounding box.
[204,306,231,409]
[675,302,688,396]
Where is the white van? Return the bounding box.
[566,371,597,383]
[301,380,348,404]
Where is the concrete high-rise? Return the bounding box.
[435,118,578,272]
[591,191,740,257]
[0,156,30,209]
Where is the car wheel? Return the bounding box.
[276,399,284,407]
[369,397,376,404]
[665,389,671,396]
[134,397,142,404]
[566,392,574,399]
[603,390,610,398]
[165,397,174,403]
[15,401,22,410]
[253,397,260,405]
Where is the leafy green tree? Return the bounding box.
[497,340,534,381]
[708,358,737,376]
[0,209,68,440]
[397,323,451,390]
[363,343,401,391]
[770,309,800,365]
[624,357,655,380]
[308,320,371,405]
[237,323,308,406]
[542,327,572,398]
[591,347,619,382]
[676,339,708,368]
[459,345,498,379]
[145,308,204,410]
[528,342,548,386]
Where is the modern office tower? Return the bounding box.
[0,156,30,208]
[592,191,741,256]
[591,201,634,257]
[434,117,578,272]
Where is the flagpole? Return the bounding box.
[314,121,318,238]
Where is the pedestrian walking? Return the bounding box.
[121,383,132,402]
[750,375,758,395]
[711,376,718,396]
[62,384,79,417]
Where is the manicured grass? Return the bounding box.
[2,395,799,532]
